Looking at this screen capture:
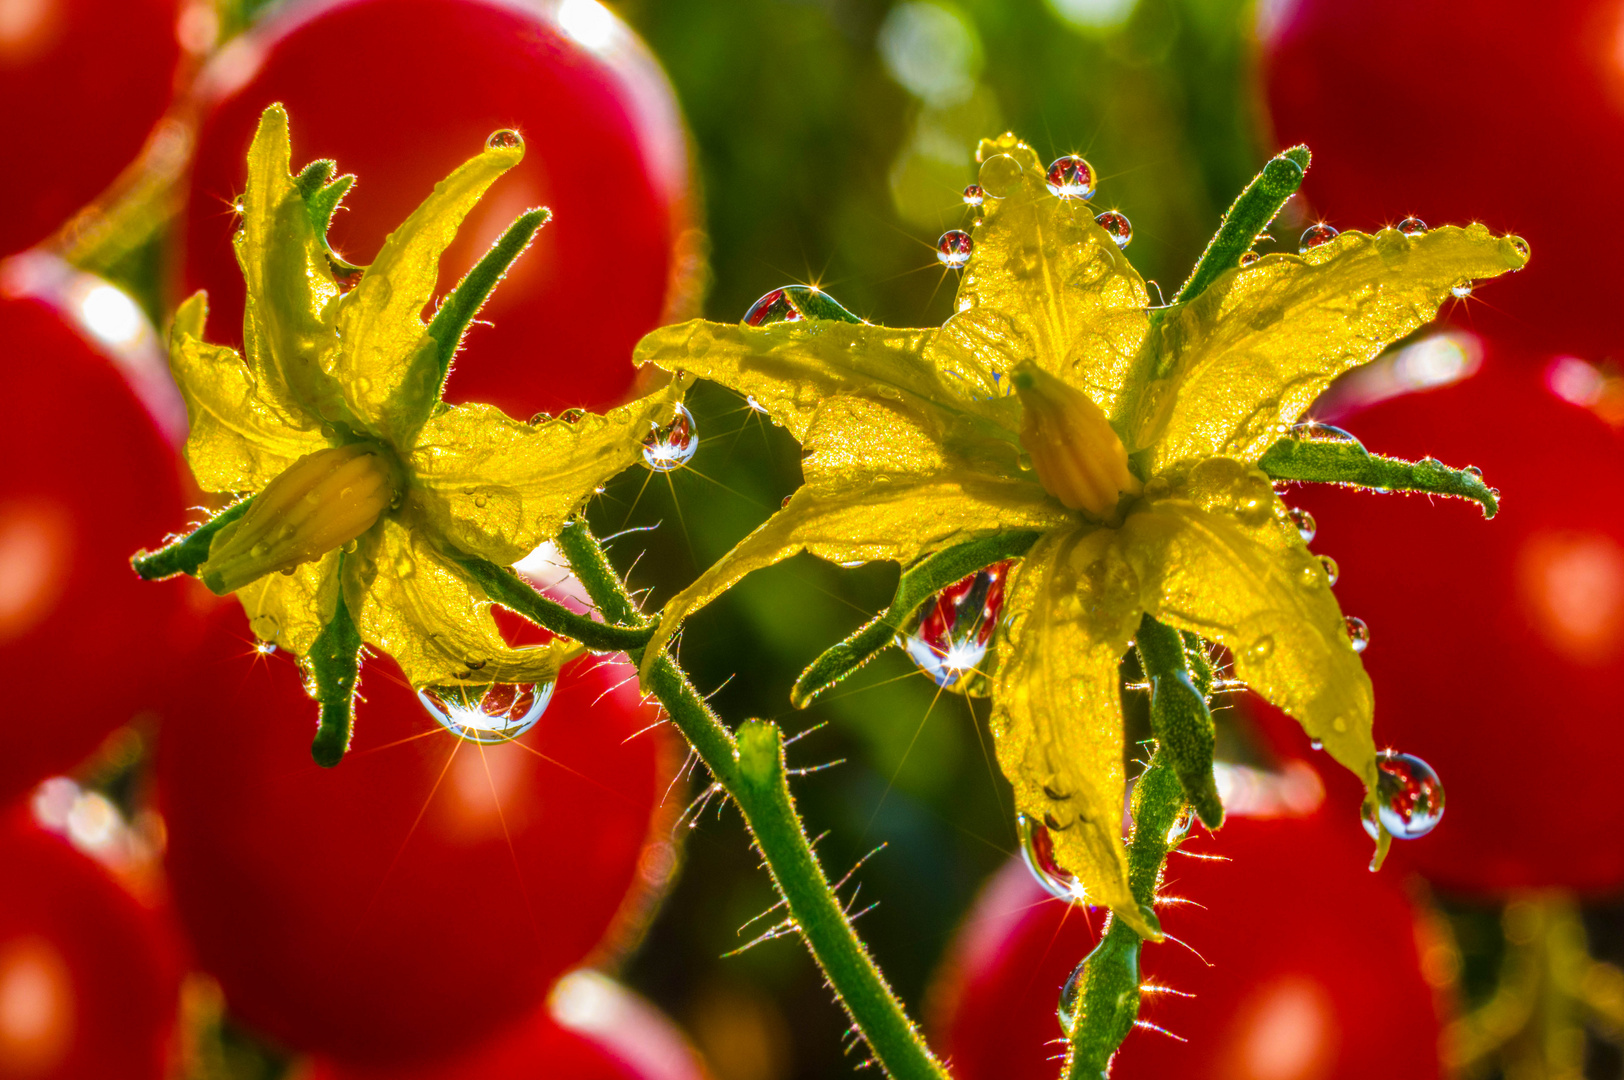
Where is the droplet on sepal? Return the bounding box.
[418,682,553,743]
[1045,155,1096,200]
[485,129,523,151]
[1289,420,1363,448]
[937,229,973,269]
[1319,554,1340,586]
[962,183,984,208]
[1017,812,1084,902]
[642,403,698,472]
[1058,955,1088,1035]
[1094,210,1132,248]
[1299,222,1338,252]
[1361,750,1445,840]
[902,562,1010,689]
[1289,506,1317,543]
[1345,615,1370,653]
[1398,216,1427,237]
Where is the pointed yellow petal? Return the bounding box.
[344,516,580,689]
[934,134,1149,413]
[237,104,346,422]
[1138,224,1529,469]
[1119,463,1376,787]
[169,292,328,492]
[990,524,1152,936]
[236,549,341,657]
[335,133,526,439]
[410,379,690,565]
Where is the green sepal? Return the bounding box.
[452,549,657,654]
[1171,145,1310,309]
[1257,436,1499,517]
[131,498,255,581]
[294,159,336,201]
[308,571,362,768]
[1135,615,1222,828]
[790,530,1043,708]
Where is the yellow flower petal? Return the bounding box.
[169,292,327,492]
[344,515,580,689]
[1119,462,1376,786]
[1138,224,1528,469]
[236,548,341,656]
[989,524,1151,936]
[409,379,690,565]
[334,133,526,440]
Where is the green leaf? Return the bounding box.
[1134,615,1222,828]
[1256,436,1499,517]
[791,530,1043,708]
[308,576,362,768]
[131,499,254,580]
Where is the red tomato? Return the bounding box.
[0,258,197,807]
[1261,0,1616,359]
[932,813,1441,1080]
[304,972,708,1080]
[0,0,181,256]
[0,811,180,1079]
[182,0,695,420]
[1257,349,1624,894]
[157,605,677,1065]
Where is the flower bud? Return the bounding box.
[199,443,398,595]
[1013,365,1141,521]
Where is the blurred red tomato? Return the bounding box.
[1261,0,1615,359]
[0,258,197,807]
[183,0,695,421]
[932,813,1441,1080]
[0,811,180,1079]
[157,604,677,1065]
[1259,349,1624,894]
[304,971,708,1080]
[0,0,180,256]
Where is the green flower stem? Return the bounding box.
[1135,615,1222,827]
[308,572,362,768]
[451,550,656,653]
[1257,436,1499,517]
[554,519,951,1080]
[423,207,550,394]
[131,498,254,580]
[1171,145,1310,309]
[1065,747,1188,1080]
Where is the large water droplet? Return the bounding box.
[1319,554,1340,586]
[1017,813,1084,902]
[1451,281,1474,299]
[1289,506,1317,543]
[743,288,804,327]
[1398,216,1427,238]
[1361,750,1445,840]
[642,403,699,472]
[962,183,984,209]
[1058,955,1088,1035]
[1045,155,1096,200]
[1289,420,1362,448]
[1299,223,1339,252]
[1094,210,1132,249]
[937,229,973,269]
[742,285,862,326]
[902,561,1010,688]
[485,129,523,151]
[1345,615,1370,653]
[419,682,553,743]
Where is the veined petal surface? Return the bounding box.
[236,549,341,657]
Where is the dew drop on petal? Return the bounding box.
[558,408,586,424]
[1398,216,1427,237]
[418,682,553,743]
[1239,251,1259,266]
[936,229,974,269]
[1094,210,1132,248]
[902,561,1010,689]
[1299,222,1339,252]
[1017,812,1083,902]
[1319,554,1340,587]
[962,183,984,209]
[1045,155,1096,200]
[1345,615,1370,653]
[1360,750,1445,840]
[642,403,698,472]
[1289,506,1317,543]
[1452,281,1474,299]
[485,129,523,151]
[1058,955,1089,1036]
[743,287,804,327]
[1309,738,1324,751]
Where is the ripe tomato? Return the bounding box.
[0,0,180,257]
[0,811,181,1079]
[303,971,708,1080]
[933,813,1441,1080]
[182,0,695,421]
[1261,347,1624,894]
[1261,0,1617,359]
[0,258,197,808]
[157,604,677,1065]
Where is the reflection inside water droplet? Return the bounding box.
[1451,281,1474,299]
[485,129,523,150]
[1058,955,1089,1035]
[1094,210,1132,249]
[1017,813,1085,902]
[1318,554,1340,587]
[936,229,973,269]
[1289,507,1317,543]
[1345,615,1370,653]
[1045,155,1096,200]
[1398,216,1427,237]
[418,682,554,743]
[1361,750,1445,840]
[1299,223,1338,252]
[642,404,699,472]
[743,288,804,327]
[962,183,984,208]
[901,561,1010,689]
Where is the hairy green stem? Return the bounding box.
[451,550,656,653]
[308,570,362,767]
[1257,436,1499,517]
[131,498,254,580]
[554,519,950,1080]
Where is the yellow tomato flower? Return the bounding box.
[163,104,688,695]
[633,134,1526,934]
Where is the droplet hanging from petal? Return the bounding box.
[642,403,699,472]
[1045,155,1096,200]
[1094,210,1132,249]
[902,561,1011,690]
[937,229,973,269]
[1360,750,1445,840]
[418,681,554,743]
[1017,812,1085,902]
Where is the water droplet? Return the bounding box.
[1094,210,1132,249]
[1058,956,1088,1036]
[1309,738,1324,751]
[1451,281,1474,299]
[418,682,554,744]
[1045,155,1096,200]
[1508,235,1530,262]
[1319,554,1340,586]
[746,394,768,414]
[902,561,1011,689]
[1345,615,1370,653]
[1464,465,1483,478]
[250,613,280,641]
[558,407,586,424]
[743,288,804,326]
[528,411,553,425]
[642,403,699,472]
[1289,420,1362,447]
[962,183,984,208]
[1299,222,1339,252]
[1360,750,1445,840]
[485,129,523,151]
[1247,635,1275,661]
[1398,216,1427,237]
[1289,506,1317,543]
[1017,813,1083,902]
[1239,251,1260,266]
[978,153,1024,198]
[473,493,488,508]
[936,229,973,269]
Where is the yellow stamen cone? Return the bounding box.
[1013,365,1141,521]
